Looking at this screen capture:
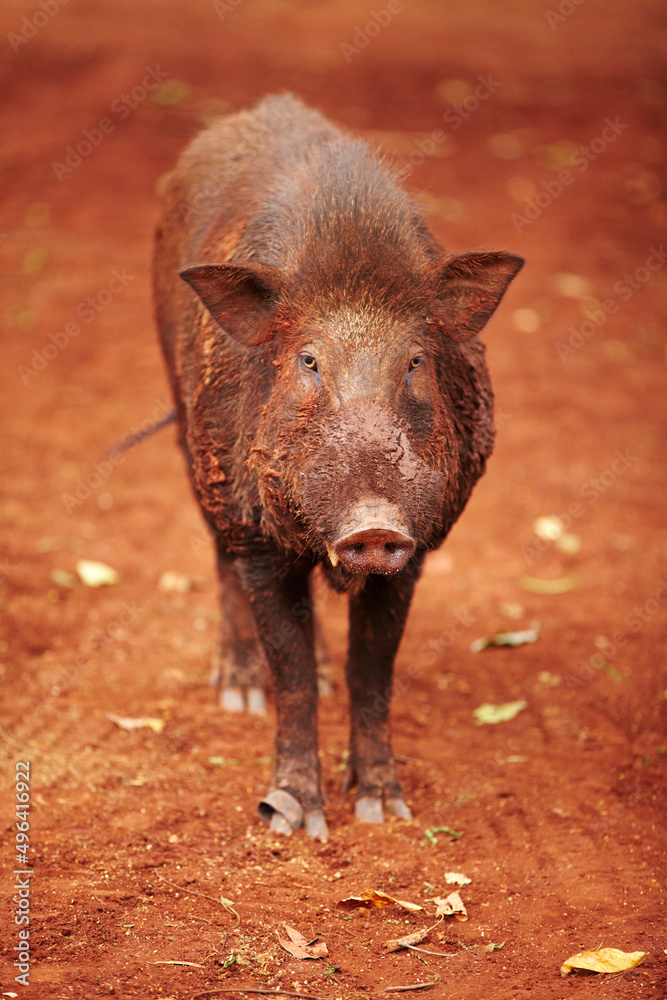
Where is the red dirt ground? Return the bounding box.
[1,1,665,997]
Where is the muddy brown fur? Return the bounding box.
[153,93,523,839]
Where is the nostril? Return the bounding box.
[333,527,415,575]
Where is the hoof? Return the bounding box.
[385,796,412,820]
[246,687,267,716]
[355,796,384,824]
[220,686,245,712]
[269,811,294,836]
[220,685,267,714]
[305,810,329,842]
[355,795,412,823]
[258,789,303,833]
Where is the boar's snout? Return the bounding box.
[332,500,415,575]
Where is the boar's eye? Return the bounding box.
[300,353,318,373]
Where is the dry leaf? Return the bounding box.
[151,79,191,107]
[371,890,423,912]
[337,889,422,912]
[383,928,430,953]
[473,700,527,725]
[444,872,471,886]
[518,574,578,595]
[105,712,165,733]
[561,947,647,976]
[76,559,120,587]
[158,570,192,593]
[534,515,564,541]
[555,532,581,554]
[551,272,592,299]
[433,891,468,920]
[483,941,505,952]
[471,626,540,652]
[277,924,328,960]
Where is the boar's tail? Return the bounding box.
[101,409,176,459]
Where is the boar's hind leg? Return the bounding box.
[238,556,328,841]
[345,568,420,824]
[212,543,268,715]
[314,609,333,696]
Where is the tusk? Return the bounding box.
[326,544,339,568]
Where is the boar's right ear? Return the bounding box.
[179,262,281,346]
[431,250,524,342]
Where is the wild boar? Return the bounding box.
[153,93,523,840]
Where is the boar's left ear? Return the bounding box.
[179,262,282,346]
[430,250,524,342]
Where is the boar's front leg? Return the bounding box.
[345,565,422,824]
[236,555,328,841]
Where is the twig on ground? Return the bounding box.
[156,874,241,927]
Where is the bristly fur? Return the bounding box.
[152,93,524,834]
[153,94,522,578]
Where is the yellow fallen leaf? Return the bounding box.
[151,79,191,107]
[518,574,578,595]
[534,515,564,541]
[555,532,581,554]
[337,889,422,912]
[435,78,473,104]
[470,626,540,652]
[473,700,527,725]
[552,272,592,299]
[158,570,192,593]
[76,559,120,587]
[560,947,647,977]
[372,890,423,912]
[151,960,204,967]
[484,941,505,952]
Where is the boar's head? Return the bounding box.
[181,237,522,584]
